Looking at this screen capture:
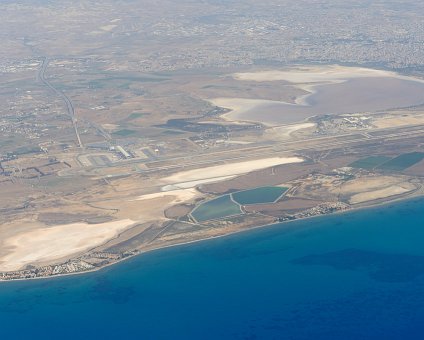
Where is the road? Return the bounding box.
[37,57,83,148]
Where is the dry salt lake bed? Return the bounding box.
[211,65,424,125]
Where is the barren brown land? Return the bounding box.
[2,0,424,280]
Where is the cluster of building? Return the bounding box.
[0,119,43,139]
[114,2,424,73]
[0,251,139,281]
[314,115,372,135]
[279,202,350,222]
[0,261,95,281]
[0,59,40,74]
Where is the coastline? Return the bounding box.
[3,62,424,282]
[2,189,422,283]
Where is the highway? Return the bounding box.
[37,57,83,148]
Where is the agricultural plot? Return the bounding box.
[377,152,424,171]
[349,156,391,170]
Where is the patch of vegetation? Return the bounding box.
[110,75,169,83]
[117,82,131,89]
[349,156,392,169]
[161,130,184,135]
[113,129,137,137]
[128,112,146,120]
[377,152,424,171]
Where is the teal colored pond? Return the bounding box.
[191,194,242,222]
[2,198,424,339]
[231,186,288,205]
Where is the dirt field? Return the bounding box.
[162,157,304,184]
[0,219,136,271]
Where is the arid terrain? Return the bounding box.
[2,61,424,280]
[2,0,424,280]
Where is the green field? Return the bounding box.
[191,195,242,222]
[349,156,392,169]
[127,112,146,120]
[113,129,137,137]
[377,152,424,171]
[231,186,288,205]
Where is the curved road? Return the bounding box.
[37,57,83,148]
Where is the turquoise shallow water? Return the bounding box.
[1,198,424,339]
[191,194,241,221]
[232,186,288,205]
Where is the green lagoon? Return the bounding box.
[191,195,242,222]
[231,186,288,205]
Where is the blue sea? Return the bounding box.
[2,198,424,339]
